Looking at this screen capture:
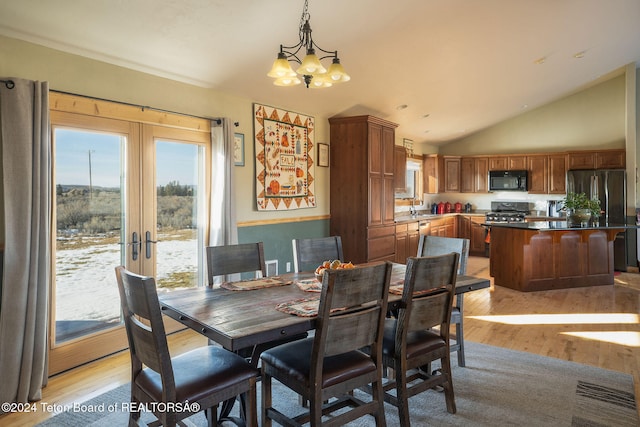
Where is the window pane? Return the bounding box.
[54,128,125,343]
[155,140,203,291]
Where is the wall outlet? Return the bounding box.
[286,262,291,272]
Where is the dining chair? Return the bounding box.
[114,266,259,427]
[206,241,306,365]
[375,253,459,426]
[206,242,267,287]
[260,262,392,426]
[292,236,344,272]
[417,234,469,366]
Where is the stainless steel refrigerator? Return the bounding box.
[566,169,627,270]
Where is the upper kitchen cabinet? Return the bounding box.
[568,149,625,170]
[489,155,527,171]
[443,156,461,192]
[461,157,488,193]
[329,115,398,264]
[528,154,567,194]
[595,149,625,169]
[423,154,442,194]
[394,145,407,192]
[527,155,548,194]
[548,154,567,194]
[460,158,474,193]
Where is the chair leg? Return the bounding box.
[128,396,141,427]
[441,357,457,414]
[205,404,218,427]
[245,377,258,427]
[456,320,465,367]
[262,372,273,427]
[309,393,323,426]
[395,364,410,427]
[372,374,387,426]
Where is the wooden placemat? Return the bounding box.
[221,277,291,291]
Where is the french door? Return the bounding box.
[49,94,210,374]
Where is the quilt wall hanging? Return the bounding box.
[254,103,316,210]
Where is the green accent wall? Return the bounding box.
[238,218,330,274]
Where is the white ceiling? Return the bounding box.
[1,0,639,146]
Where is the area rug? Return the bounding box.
[36,342,637,426]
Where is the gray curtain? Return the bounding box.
[0,78,51,406]
[208,119,238,284]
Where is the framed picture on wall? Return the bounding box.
[318,143,329,167]
[234,133,245,166]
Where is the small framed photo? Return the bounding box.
[318,143,329,167]
[233,133,245,166]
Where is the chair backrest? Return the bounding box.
[292,236,344,273]
[114,266,176,397]
[206,242,267,287]
[313,262,392,360]
[397,254,459,349]
[417,235,469,276]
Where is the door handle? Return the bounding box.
[129,232,139,261]
[145,231,157,259]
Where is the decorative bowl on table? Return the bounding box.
[314,260,355,282]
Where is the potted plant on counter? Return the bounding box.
[562,191,601,226]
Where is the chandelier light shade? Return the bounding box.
[267,0,350,89]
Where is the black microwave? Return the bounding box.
[489,170,527,191]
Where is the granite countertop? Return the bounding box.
[395,211,489,223]
[486,221,635,231]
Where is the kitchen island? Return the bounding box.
[488,221,632,292]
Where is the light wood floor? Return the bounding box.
[2,256,639,426]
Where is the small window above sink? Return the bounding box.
[395,158,423,202]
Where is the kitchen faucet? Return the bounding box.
[409,199,417,217]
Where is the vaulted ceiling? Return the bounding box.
[1,0,639,146]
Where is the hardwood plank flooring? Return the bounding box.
[2,256,638,426]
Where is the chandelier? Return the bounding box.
[267,0,350,89]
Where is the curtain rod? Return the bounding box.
[51,89,238,126]
[1,79,15,89]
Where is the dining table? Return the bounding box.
[158,262,490,359]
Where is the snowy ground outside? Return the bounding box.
[55,235,197,324]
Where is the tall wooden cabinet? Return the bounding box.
[329,115,398,264]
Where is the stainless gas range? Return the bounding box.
[485,201,530,223]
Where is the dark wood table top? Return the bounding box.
[159,263,490,352]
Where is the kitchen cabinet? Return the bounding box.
[444,157,461,192]
[508,156,528,170]
[527,155,548,194]
[489,155,527,171]
[395,221,420,263]
[429,216,456,237]
[568,149,625,170]
[469,216,487,256]
[424,149,622,195]
[475,157,489,192]
[461,157,488,193]
[423,154,442,194]
[596,150,625,169]
[394,145,407,192]
[460,158,474,193]
[329,115,398,264]
[548,154,567,194]
[528,154,567,194]
[568,151,594,169]
[489,156,507,171]
[456,215,486,256]
[458,215,471,239]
